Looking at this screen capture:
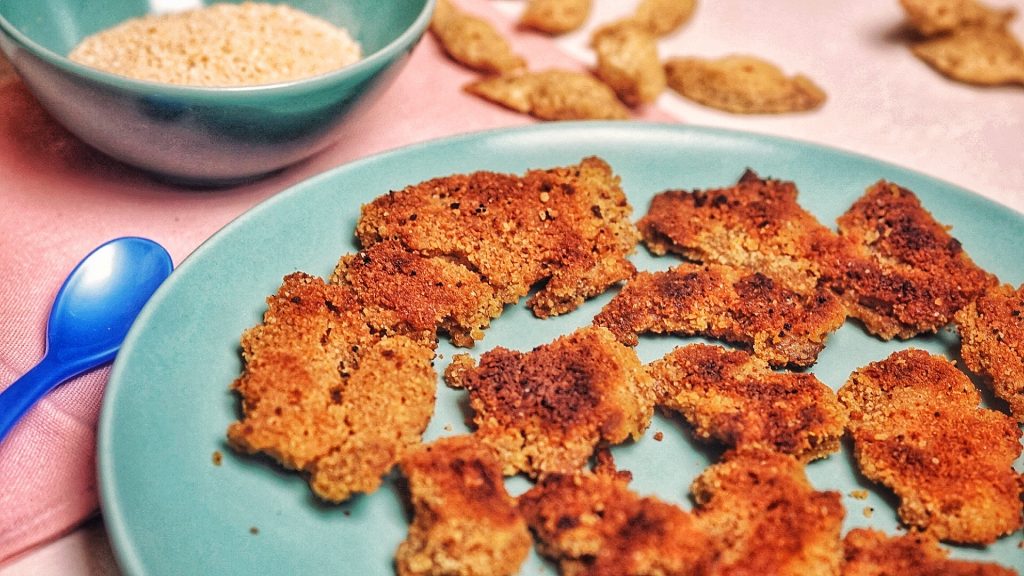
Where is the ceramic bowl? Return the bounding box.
[0,0,434,185]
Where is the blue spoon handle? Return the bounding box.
[0,354,84,441]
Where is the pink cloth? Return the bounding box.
[0,0,673,563]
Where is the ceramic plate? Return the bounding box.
[99,122,1024,575]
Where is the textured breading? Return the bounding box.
[691,448,845,576]
[648,344,847,460]
[955,283,1024,422]
[910,26,1024,87]
[633,0,697,36]
[899,0,1016,37]
[227,273,436,502]
[330,240,503,348]
[664,55,826,114]
[838,349,1023,544]
[465,70,631,120]
[834,181,997,339]
[356,157,638,318]
[444,326,654,477]
[430,0,526,75]
[519,0,591,35]
[396,436,532,576]
[593,262,846,367]
[841,528,1018,576]
[591,20,666,107]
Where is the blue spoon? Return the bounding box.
[0,237,173,441]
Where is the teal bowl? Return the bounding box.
[0,0,434,185]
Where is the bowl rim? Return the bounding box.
[0,0,436,97]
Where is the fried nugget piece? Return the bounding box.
[691,448,845,576]
[594,262,846,367]
[838,349,1023,543]
[911,26,1024,86]
[835,180,997,339]
[227,273,436,502]
[444,326,654,477]
[591,20,666,107]
[639,170,849,295]
[899,0,1015,37]
[356,157,638,317]
[842,528,1018,576]
[665,55,826,114]
[648,344,847,460]
[465,69,631,120]
[431,0,526,75]
[519,0,591,35]
[633,0,697,37]
[396,436,531,576]
[956,283,1024,422]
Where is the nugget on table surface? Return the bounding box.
[691,448,845,576]
[396,436,531,576]
[838,349,1023,544]
[519,0,591,34]
[835,180,997,339]
[899,0,1016,37]
[639,170,849,295]
[445,326,654,477]
[227,273,436,502]
[648,344,847,460]
[956,283,1024,422]
[841,528,1018,576]
[591,20,665,107]
[331,240,503,348]
[632,0,697,36]
[664,55,826,114]
[465,69,631,120]
[594,262,846,367]
[357,157,638,317]
[910,26,1024,86]
[431,0,526,75]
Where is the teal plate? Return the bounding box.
[98,122,1024,575]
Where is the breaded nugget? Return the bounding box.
[842,528,1018,576]
[648,344,847,460]
[911,26,1024,86]
[227,273,436,502]
[396,436,531,576]
[633,0,697,37]
[519,0,591,35]
[639,170,849,295]
[691,448,845,576]
[330,240,503,348]
[838,349,1023,543]
[664,55,826,114]
[444,326,654,477]
[956,283,1024,422]
[899,0,1015,37]
[591,20,666,107]
[835,180,997,339]
[465,69,631,120]
[594,262,846,367]
[431,0,526,75]
[356,157,638,317]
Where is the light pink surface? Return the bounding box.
[0,0,672,562]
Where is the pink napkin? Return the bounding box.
[0,0,673,563]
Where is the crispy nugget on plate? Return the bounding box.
[227,273,436,502]
[664,55,826,114]
[594,262,846,367]
[465,69,631,120]
[648,344,847,460]
[633,0,697,37]
[357,157,638,317]
[519,0,591,35]
[431,0,526,75]
[834,180,997,339]
[842,528,1017,576]
[911,26,1024,86]
[445,326,654,478]
[899,0,1015,37]
[591,20,666,107]
[956,282,1024,422]
[838,349,1023,544]
[396,436,531,576]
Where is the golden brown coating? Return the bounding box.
[591,20,666,107]
[910,26,1024,87]
[519,0,591,35]
[444,326,654,477]
[227,273,436,502]
[841,528,1018,576]
[899,0,1016,37]
[430,0,526,75]
[633,0,697,37]
[356,157,638,318]
[664,55,826,114]
[691,448,846,576]
[648,344,847,460]
[396,436,532,576]
[838,349,1023,544]
[956,283,1024,422]
[593,262,846,367]
[834,180,998,339]
[465,69,631,120]
[330,240,502,348]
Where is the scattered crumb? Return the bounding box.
[850,489,869,500]
[212,450,223,466]
[863,507,875,518]
[343,510,352,517]
[249,526,259,535]
[444,424,454,432]
[653,431,664,441]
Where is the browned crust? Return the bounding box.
[838,349,1023,543]
[955,282,1024,422]
[841,528,1018,576]
[648,344,847,460]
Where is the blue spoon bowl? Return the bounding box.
[0,237,173,441]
